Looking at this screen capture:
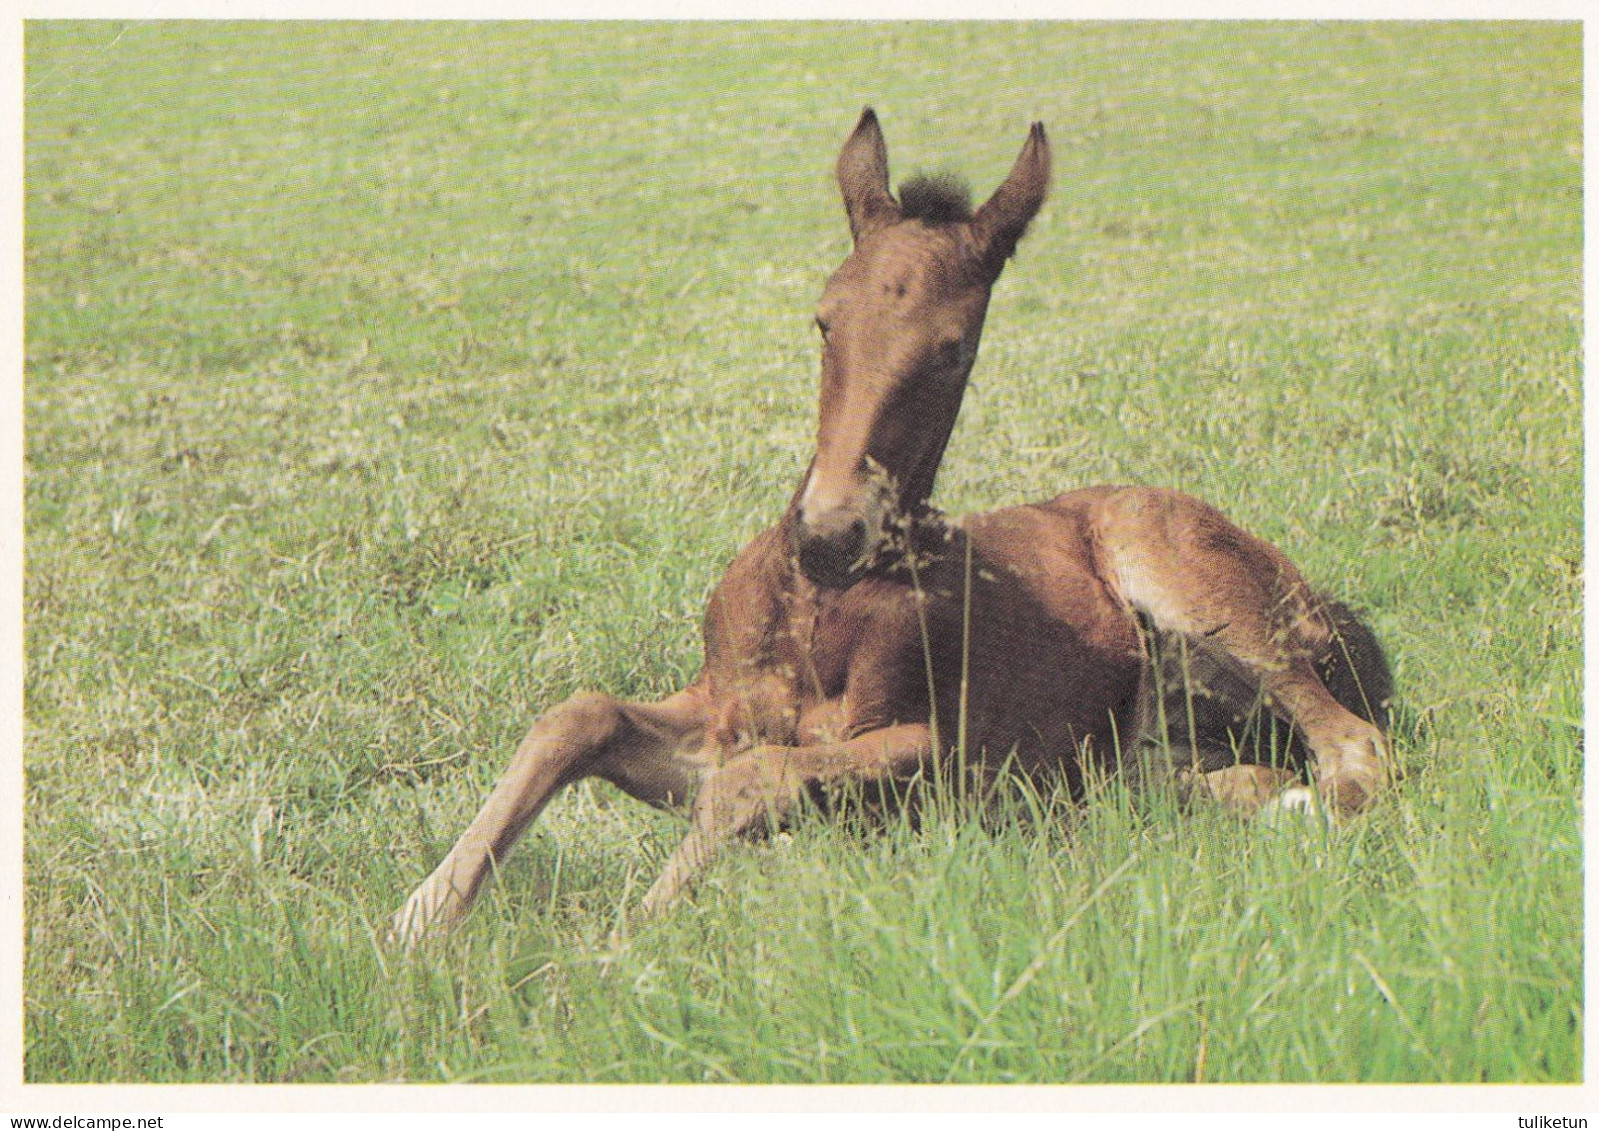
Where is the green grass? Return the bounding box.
[23,21,1581,1083]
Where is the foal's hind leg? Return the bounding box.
[391,685,707,945]
[1094,487,1388,816]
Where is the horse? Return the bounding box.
[392,109,1392,943]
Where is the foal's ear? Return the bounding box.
[971,122,1051,273]
[837,108,902,244]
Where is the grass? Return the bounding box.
[22,21,1581,1084]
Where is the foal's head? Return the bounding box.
[792,109,1051,589]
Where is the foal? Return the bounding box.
[393,110,1390,942]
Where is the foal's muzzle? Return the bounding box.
[792,510,872,589]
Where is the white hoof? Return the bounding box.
[1255,785,1328,828]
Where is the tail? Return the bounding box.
[1315,599,1394,734]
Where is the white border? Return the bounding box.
[3,5,1592,1122]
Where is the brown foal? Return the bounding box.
[393,110,1391,943]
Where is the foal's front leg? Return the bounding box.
[392,685,707,945]
[639,722,934,916]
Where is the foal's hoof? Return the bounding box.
[1254,785,1329,828]
[387,903,433,951]
[388,880,463,949]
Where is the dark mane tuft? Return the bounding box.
[896,172,974,225]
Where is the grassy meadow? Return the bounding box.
[22,22,1582,1084]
